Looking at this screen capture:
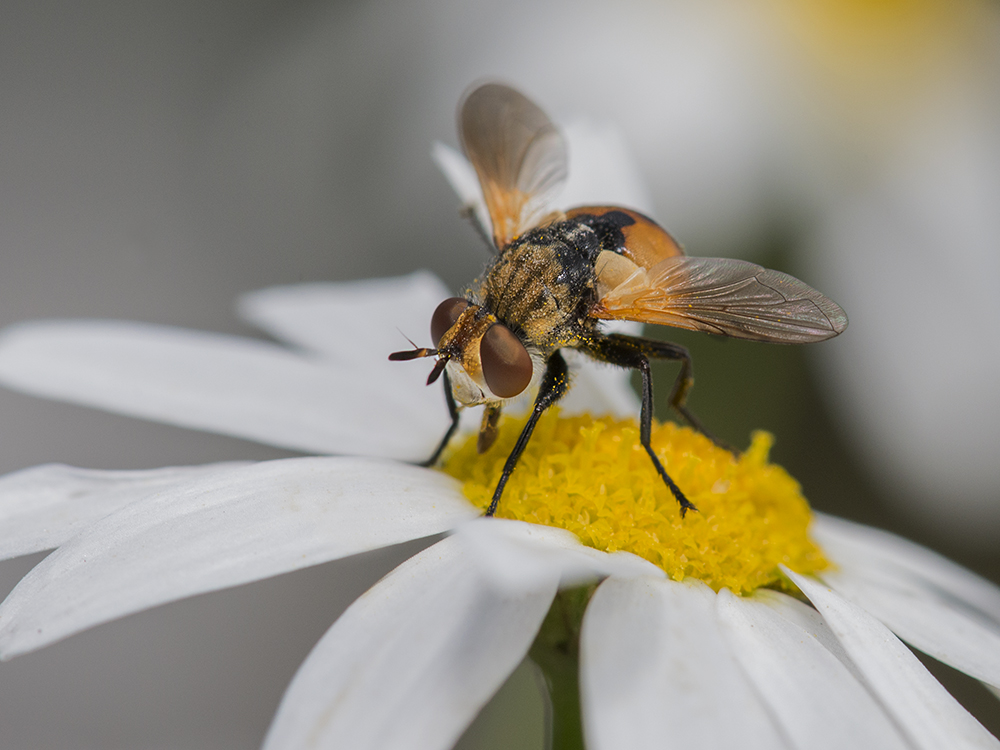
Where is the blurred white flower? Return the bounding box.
[764,0,1000,539]
[0,273,998,748]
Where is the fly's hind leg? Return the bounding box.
[580,332,713,516]
[595,333,734,453]
[660,342,736,454]
[486,350,570,517]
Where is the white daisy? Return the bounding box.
[2,100,999,748]
[6,0,995,544]
[0,271,997,749]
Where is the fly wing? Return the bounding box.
[459,83,568,249]
[595,255,848,343]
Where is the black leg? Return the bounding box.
[486,351,570,517]
[589,333,732,452]
[580,333,701,516]
[420,370,461,468]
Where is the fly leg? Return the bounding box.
[593,333,733,452]
[420,370,461,468]
[460,205,495,252]
[580,333,707,516]
[655,340,736,454]
[486,350,569,517]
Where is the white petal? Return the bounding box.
[813,514,1000,622]
[0,462,247,560]
[785,569,1000,749]
[581,577,785,750]
[558,120,655,216]
[238,271,451,358]
[453,517,660,595]
[814,514,1000,687]
[752,588,869,686]
[0,457,476,658]
[263,533,556,750]
[717,588,910,750]
[821,568,1000,691]
[0,320,449,460]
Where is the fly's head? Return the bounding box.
[390,297,535,406]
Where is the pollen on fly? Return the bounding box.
[391,83,847,519]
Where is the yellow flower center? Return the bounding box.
[442,411,828,595]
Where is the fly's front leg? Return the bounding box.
[420,370,460,468]
[581,333,699,516]
[486,351,570,517]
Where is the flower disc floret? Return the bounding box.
[443,412,828,595]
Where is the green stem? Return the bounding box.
[528,585,596,750]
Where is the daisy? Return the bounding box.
[0,271,998,749]
[6,0,996,543]
[1,104,998,750]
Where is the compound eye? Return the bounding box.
[480,324,532,398]
[431,297,470,345]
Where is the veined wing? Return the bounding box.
[460,83,568,249]
[594,255,848,343]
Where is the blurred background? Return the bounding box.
[0,0,998,746]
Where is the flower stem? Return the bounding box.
[528,585,596,750]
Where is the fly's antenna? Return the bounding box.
[389,337,452,387]
[397,330,422,349]
[388,346,437,362]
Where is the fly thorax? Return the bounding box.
[480,227,599,349]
